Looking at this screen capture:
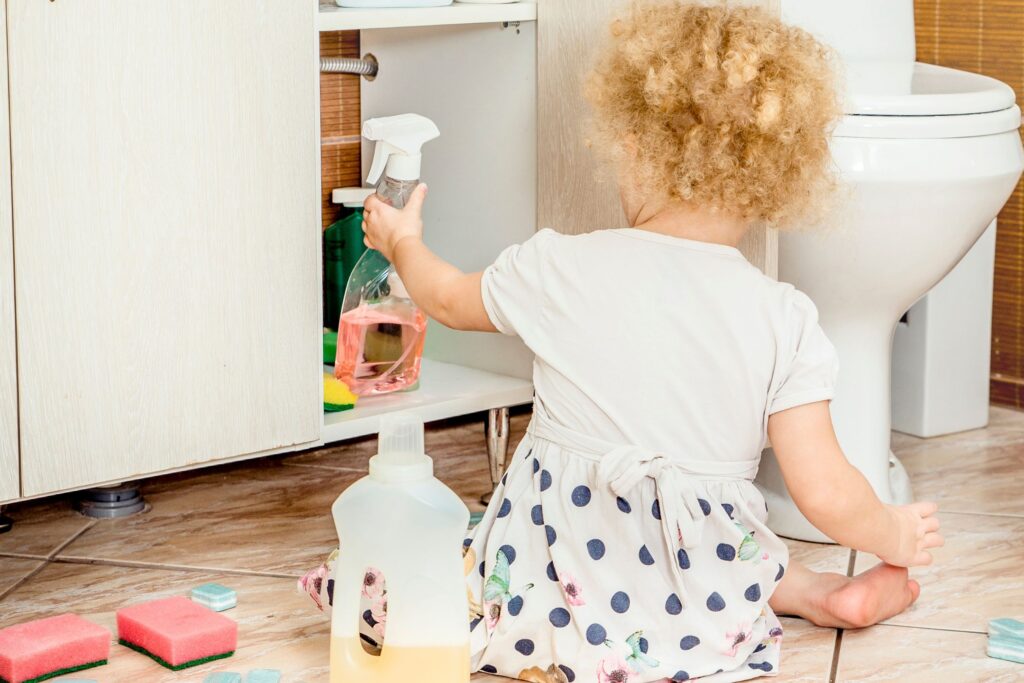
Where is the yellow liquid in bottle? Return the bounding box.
[330,637,470,683]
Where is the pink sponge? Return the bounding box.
[0,613,110,683]
[117,596,237,670]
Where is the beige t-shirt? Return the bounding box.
[481,228,838,466]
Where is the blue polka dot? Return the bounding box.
[610,591,630,613]
[327,579,334,604]
[587,539,606,560]
[775,563,785,582]
[679,635,700,650]
[717,543,736,561]
[463,537,472,548]
[515,639,535,656]
[749,662,773,672]
[586,623,607,645]
[652,499,662,520]
[478,561,485,577]
[497,498,512,518]
[531,505,544,526]
[540,470,552,491]
[706,592,726,612]
[549,607,570,628]
[470,616,482,632]
[532,458,539,474]
[722,502,735,518]
[665,593,683,615]
[571,485,592,507]
[677,548,690,569]
[363,609,376,626]
[616,496,632,513]
[508,595,524,616]
[501,473,507,486]
[745,583,762,602]
[546,561,559,581]
[698,498,711,516]
[639,545,655,566]
[481,665,498,674]
[672,672,690,682]
[753,643,767,653]
[545,525,557,546]
[499,545,517,564]
[558,665,576,682]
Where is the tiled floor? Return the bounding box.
[1,408,1022,681]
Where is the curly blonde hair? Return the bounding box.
[584,0,842,228]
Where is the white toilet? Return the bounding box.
[756,0,1024,543]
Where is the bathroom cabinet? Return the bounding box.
[0,1,15,503]
[6,0,322,498]
[0,0,777,504]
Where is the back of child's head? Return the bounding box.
[585,0,842,228]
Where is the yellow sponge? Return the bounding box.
[324,373,358,413]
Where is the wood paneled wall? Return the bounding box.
[914,1,1024,407]
[320,31,363,230]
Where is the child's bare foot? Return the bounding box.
[770,559,920,629]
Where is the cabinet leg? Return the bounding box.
[75,484,146,519]
[480,407,511,506]
[0,506,12,534]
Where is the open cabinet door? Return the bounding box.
[538,0,779,276]
[9,0,322,496]
[0,0,16,502]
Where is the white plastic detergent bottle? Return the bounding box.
[329,414,471,683]
[335,114,441,396]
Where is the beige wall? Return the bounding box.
[537,0,779,275]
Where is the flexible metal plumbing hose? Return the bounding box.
[320,56,378,77]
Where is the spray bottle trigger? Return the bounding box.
[366,140,396,185]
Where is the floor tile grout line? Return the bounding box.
[936,509,1024,520]
[50,556,301,580]
[0,559,48,602]
[828,629,843,683]
[282,462,368,473]
[0,552,48,561]
[46,519,97,560]
[871,621,988,636]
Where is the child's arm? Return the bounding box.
[767,401,943,567]
[361,184,497,333]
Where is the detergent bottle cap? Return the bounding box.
[369,414,433,482]
[364,114,441,184]
[332,187,375,208]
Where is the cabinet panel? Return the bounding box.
[0,0,17,502]
[9,0,322,495]
[538,0,778,274]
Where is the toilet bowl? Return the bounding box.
[756,1,1024,542]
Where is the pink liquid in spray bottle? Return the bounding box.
[334,114,440,396]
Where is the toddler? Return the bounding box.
[303,2,943,681]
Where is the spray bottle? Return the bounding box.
[329,414,471,683]
[334,114,441,396]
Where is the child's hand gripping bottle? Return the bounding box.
[334,114,440,396]
[329,414,471,683]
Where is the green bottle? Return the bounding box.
[323,188,374,330]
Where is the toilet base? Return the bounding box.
[757,450,913,544]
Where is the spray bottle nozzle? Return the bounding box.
[364,114,441,185]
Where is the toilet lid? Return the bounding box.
[836,63,1022,139]
[846,62,1017,116]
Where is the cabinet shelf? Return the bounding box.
[322,358,533,443]
[318,0,537,32]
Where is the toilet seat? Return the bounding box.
[835,62,1023,139]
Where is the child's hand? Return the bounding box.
[879,501,944,568]
[362,183,428,262]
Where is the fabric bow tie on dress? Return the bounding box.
[596,446,709,568]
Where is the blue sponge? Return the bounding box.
[246,670,282,683]
[191,583,237,612]
[203,673,242,683]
